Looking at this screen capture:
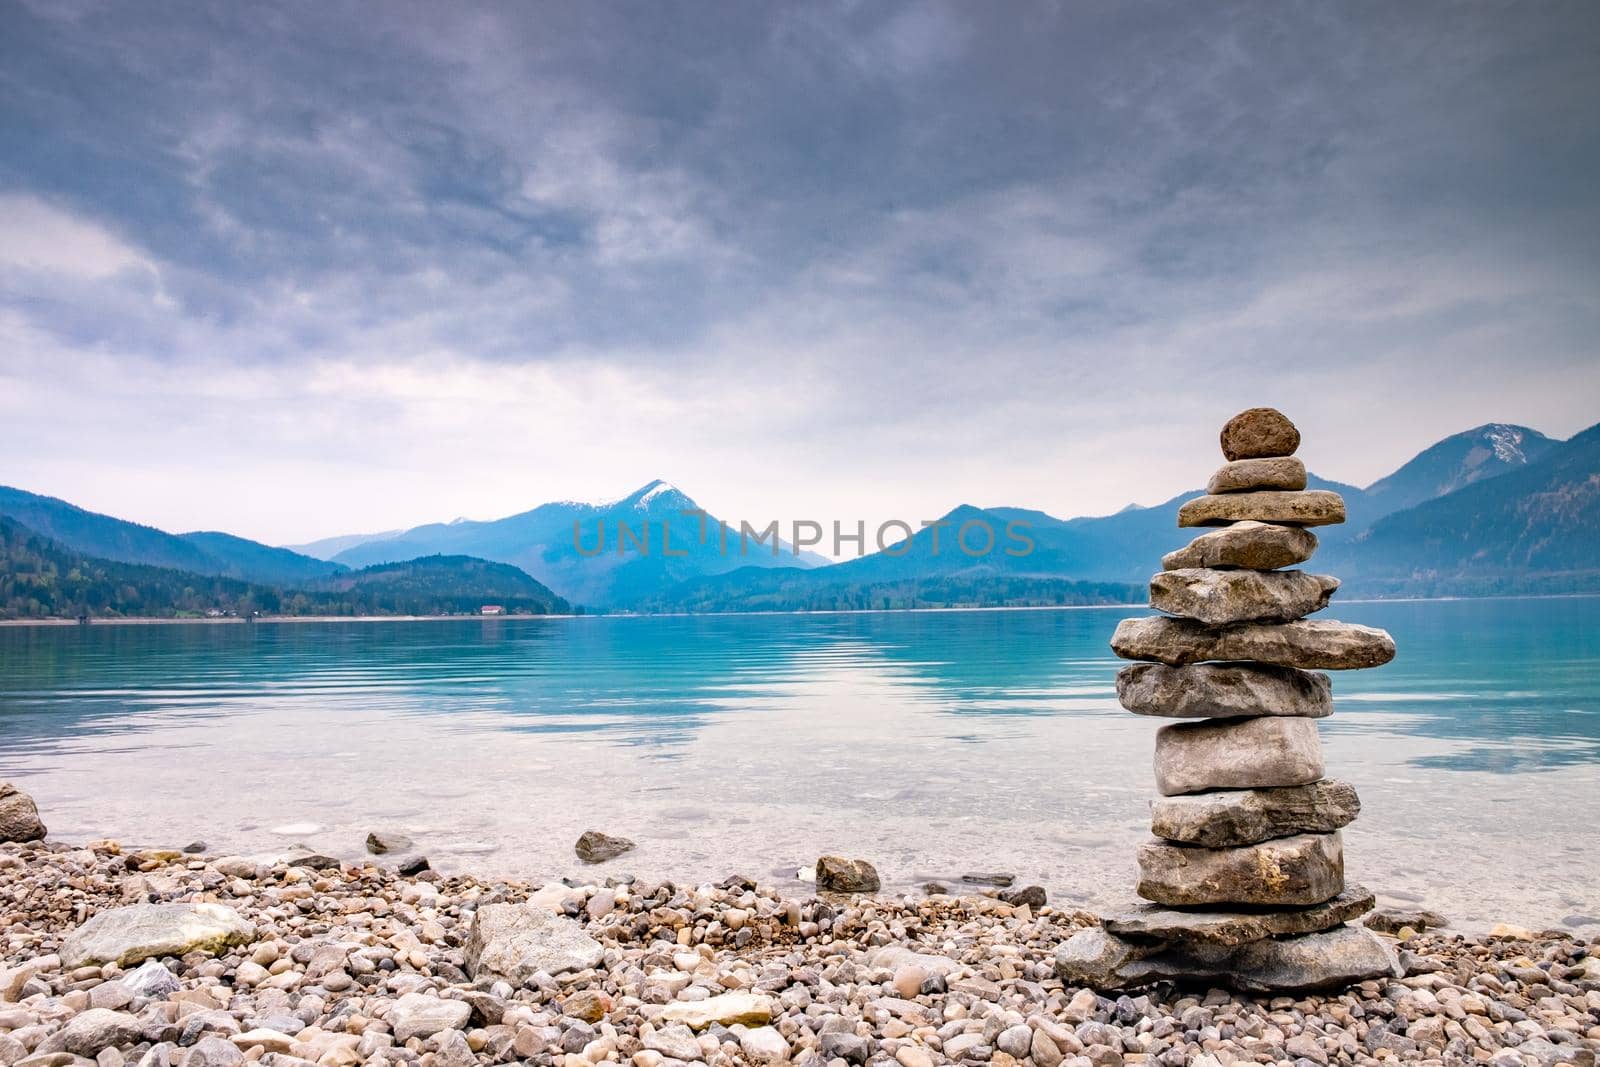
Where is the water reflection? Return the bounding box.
[0,598,1597,929]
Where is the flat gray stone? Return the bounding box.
[1178,490,1346,528]
[60,903,256,968]
[1162,521,1318,571]
[1118,662,1331,719]
[1060,923,1400,992]
[1150,568,1339,625]
[59,1008,142,1056]
[1207,457,1307,494]
[464,903,604,982]
[1150,780,1361,847]
[1220,407,1300,461]
[1106,885,1375,945]
[389,992,470,1043]
[1111,616,1396,670]
[1154,716,1323,796]
[1137,832,1344,907]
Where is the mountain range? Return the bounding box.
[1,420,1594,617]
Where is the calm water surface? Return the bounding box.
[2,598,1597,930]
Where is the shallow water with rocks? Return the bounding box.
[1,599,1597,931]
[2,840,1597,1067]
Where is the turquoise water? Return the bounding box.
[1,598,1596,930]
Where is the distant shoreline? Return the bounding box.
[2,590,1597,627]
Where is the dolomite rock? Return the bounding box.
[1178,489,1347,528]
[60,902,255,968]
[656,991,777,1029]
[464,903,604,981]
[389,992,471,1043]
[1220,407,1301,460]
[1061,923,1400,992]
[1106,885,1375,945]
[1153,716,1324,796]
[1207,456,1307,494]
[1162,521,1318,571]
[574,829,635,863]
[1118,662,1332,719]
[816,855,881,892]
[0,781,46,842]
[1150,779,1361,847]
[1137,832,1344,907]
[1150,568,1339,625]
[1111,617,1396,670]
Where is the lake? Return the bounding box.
[2,597,1596,931]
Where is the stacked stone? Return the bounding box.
[1057,408,1404,993]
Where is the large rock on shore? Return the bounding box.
[1111,617,1396,670]
[0,781,46,842]
[1118,663,1332,719]
[1106,885,1375,945]
[816,855,881,893]
[464,903,605,981]
[1207,456,1307,494]
[1161,521,1317,571]
[1178,490,1346,528]
[1150,779,1361,847]
[1220,407,1300,461]
[1153,716,1323,796]
[60,902,256,968]
[1150,568,1339,625]
[1057,922,1401,992]
[1137,832,1344,907]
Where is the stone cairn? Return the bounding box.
[1057,407,1405,993]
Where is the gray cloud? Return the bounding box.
[1,0,1597,543]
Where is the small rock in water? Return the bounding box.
[1206,455,1307,493]
[816,855,881,892]
[365,830,413,854]
[961,872,1015,887]
[0,781,47,842]
[1149,568,1339,625]
[999,884,1047,907]
[1364,907,1450,934]
[1154,715,1324,796]
[180,840,206,854]
[1219,406,1301,460]
[574,829,636,863]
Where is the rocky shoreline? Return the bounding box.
[3,836,1598,1067]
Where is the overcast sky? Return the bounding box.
[2,1,1597,549]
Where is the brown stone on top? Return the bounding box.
[1136,832,1344,907]
[1154,716,1323,796]
[1111,616,1396,670]
[1179,490,1346,528]
[1220,407,1300,461]
[1149,779,1361,847]
[1150,568,1339,626]
[1162,521,1318,571]
[1106,884,1375,945]
[1207,456,1307,494]
[1118,662,1332,719]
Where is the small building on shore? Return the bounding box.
[480,604,504,616]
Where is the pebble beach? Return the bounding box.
[3,834,1598,1067]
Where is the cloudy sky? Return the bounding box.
[2,1,1597,549]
